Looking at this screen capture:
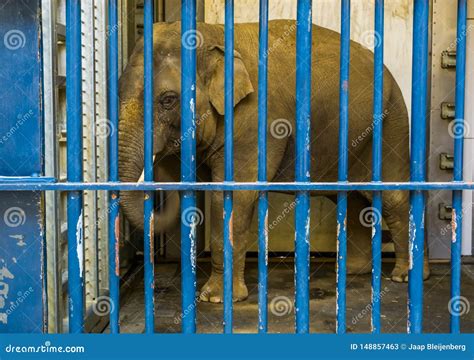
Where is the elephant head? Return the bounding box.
[118,22,254,231]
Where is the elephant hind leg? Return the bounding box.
[380,190,430,282]
[373,86,429,282]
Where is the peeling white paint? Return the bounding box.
[10,235,26,247]
[307,9,312,32]
[408,208,415,270]
[190,97,196,118]
[304,210,310,245]
[0,265,14,324]
[451,208,457,243]
[190,218,197,273]
[406,304,411,333]
[0,266,14,281]
[265,210,269,266]
[77,211,84,278]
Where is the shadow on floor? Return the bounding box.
[112,259,474,333]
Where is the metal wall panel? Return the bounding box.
[426,0,461,259]
[0,0,46,333]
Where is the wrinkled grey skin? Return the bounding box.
[118,20,430,303]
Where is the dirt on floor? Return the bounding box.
[112,259,474,334]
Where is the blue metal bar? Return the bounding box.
[181,0,198,334]
[0,176,56,183]
[3,181,474,191]
[294,0,312,334]
[107,0,120,334]
[371,0,384,334]
[66,0,84,334]
[336,0,350,335]
[408,0,429,334]
[223,0,235,334]
[143,0,155,334]
[257,0,269,334]
[451,0,467,334]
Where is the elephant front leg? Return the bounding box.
[199,191,257,303]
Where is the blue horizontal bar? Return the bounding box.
[0,181,473,191]
[0,176,56,183]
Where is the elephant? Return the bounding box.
[118,20,430,303]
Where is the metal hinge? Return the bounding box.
[439,203,453,220]
[441,50,456,69]
[439,153,454,170]
[441,102,455,120]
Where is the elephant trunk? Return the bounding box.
[118,99,180,234]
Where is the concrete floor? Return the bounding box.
[113,258,474,333]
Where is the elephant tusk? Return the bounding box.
[138,155,156,182]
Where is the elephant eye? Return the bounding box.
[160,92,178,110]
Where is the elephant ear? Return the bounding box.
[207,45,254,115]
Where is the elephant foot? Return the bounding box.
[391,258,430,283]
[199,272,248,303]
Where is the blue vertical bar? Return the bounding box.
[257,0,269,334]
[107,0,120,334]
[143,0,155,334]
[408,0,429,334]
[181,0,197,334]
[66,0,84,334]
[336,0,350,335]
[451,0,467,334]
[371,0,384,334]
[223,0,235,334]
[294,0,312,334]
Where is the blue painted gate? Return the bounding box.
[0,0,46,333]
